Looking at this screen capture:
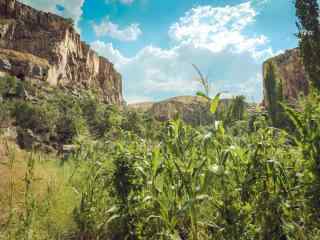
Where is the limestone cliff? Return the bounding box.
[0,0,123,104]
[263,48,308,107]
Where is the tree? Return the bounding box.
[296,0,320,90]
[265,63,278,125]
[229,95,247,122]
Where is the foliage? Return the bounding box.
[15,101,60,137]
[1,5,320,237]
[264,62,286,127]
[81,94,122,138]
[0,101,14,129]
[296,0,320,90]
[2,89,320,239]
[216,96,248,127]
[283,89,320,225]
[70,139,112,239]
[0,75,25,99]
[193,64,221,120]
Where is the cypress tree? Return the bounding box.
[265,63,279,126]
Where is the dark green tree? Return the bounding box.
[296,0,320,90]
[229,95,247,121]
[265,63,279,126]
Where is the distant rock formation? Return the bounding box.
[263,48,309,107]
[149,96,212,125]
[0,0,123,104]
[129,96,235,125]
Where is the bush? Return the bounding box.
[81,95,122,138]
[50,92,88,144]
[15,101,59,136]
[0,75,34,99]
[121,110,144,137]
[0,75,18,98]
[0,101,14,128]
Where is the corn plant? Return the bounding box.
[70,139,112,240]
[283,89,320,229]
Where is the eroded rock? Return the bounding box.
[0,0,123,105]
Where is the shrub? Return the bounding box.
[50,92,88,144]
[0,75,18,98]
[15,102,59,136]
[121,110,144,137]
[0,102,14,129]
[81,95,122,138]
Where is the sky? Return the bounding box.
[21,0,299,103]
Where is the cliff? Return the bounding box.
[129,96,211,125]
[128,96,239,125]
[263,48,309,107]
[0,0,123,104]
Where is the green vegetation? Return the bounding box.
[1,72,320,239]
[0,1,320,238]
[296,0,320,89]
[264,62,286,127]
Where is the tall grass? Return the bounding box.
[0,139,78,239]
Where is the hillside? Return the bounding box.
[129,96,247,126]
[0,0,123,104]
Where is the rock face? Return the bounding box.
[263,48,309,107]
[0,0,123,104]
[150,96,211,124]
[129,96,215,125]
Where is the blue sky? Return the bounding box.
[22,0,299,103]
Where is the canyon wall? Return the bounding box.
[0,0,123,104]
[263,48,308,107]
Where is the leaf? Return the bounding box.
[196,194,210,201]
[196,91,210,100]
[210,93,221,114]
[147,215,161,221]
[193,64,210,96]
[143,196,153,203]
[106,214,120,224]
[170,231,181,240]
[106,205,118,214]
[152,147,162,176]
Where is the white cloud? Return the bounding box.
[93,18,142,42]
[21,0,84,31]
[90,41,130,66]
[92,1,276,103]
[168,2,267,57]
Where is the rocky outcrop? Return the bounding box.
[150,96,211,124]
[0,0,123,104]
[263,49,309,107]
[129,102,155,112]
[129,96,216,125]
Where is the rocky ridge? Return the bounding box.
[0,0,123,104]
[129,96,212,125]
[128,96,239,125]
